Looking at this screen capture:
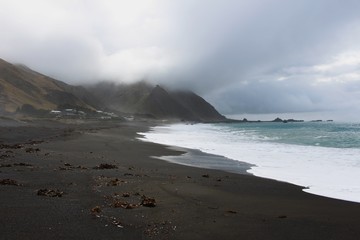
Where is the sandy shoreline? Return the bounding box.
[1,119,360,239]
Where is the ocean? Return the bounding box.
[139,121,360,203]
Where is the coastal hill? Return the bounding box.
[0,58,225,122]
[87,82,226,122]
[0,58,101,114]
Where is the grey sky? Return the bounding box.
[1,0,360,116]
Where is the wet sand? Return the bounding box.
[1,119,360,239]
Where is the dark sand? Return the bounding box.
[1,119,360,240]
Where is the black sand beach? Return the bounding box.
[1,119,360,239]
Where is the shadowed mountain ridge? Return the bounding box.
[88,82,226,121]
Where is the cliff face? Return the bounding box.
[89,83,226,122]
[139,85,195,120]
[170,90,226,121]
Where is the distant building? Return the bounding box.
[50,110,62,115]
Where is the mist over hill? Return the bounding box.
[0,58,225,122]
[87,81,226,121]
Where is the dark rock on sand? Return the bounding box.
[37,188,65,197]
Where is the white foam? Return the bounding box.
[138,123,360,203]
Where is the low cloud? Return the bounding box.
[1,0,360,114]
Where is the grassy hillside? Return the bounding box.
[0,58,98,113]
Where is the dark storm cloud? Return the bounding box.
[1,0,360,114]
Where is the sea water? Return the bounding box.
[139,121,360,203]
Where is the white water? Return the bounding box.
[139,123,360,203]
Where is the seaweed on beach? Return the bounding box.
[37,188,65,197]
[0,178,21,186]
[141,195,156,207]
[13,163,33,167]
[0,163,12,168]
[25,147,40,153]
[104,192,156,210]
[106,178,123,186]
[58,163,88,171]
[90,206,102,215]
[0,143,23,149]
[93,163,118,169]
[112,200,139,209]
[0,154,12,159]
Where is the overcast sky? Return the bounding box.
[1,0,360,117]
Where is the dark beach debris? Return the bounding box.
[122,192,131,197]
[113,200,139,209]
[278,215,287,219]
[226,210,237,214]
[77,165,88,170]
[0,178,21,186]
[13,163,33,167]
[0,164,12,168]
[141,195,156,208]
[37,188,65,197]
[25,147,40,153]
[94,176,127,189]
[59,164,88,171]
[91,206,102,215]
[93,163,118,170]
[106,193,156,209]
[202,174,210,178]
[0,143,23,149]
[27,140,44,145]
[58,163,73,170]
[124,173,134,177]
[107,178,123,186]
[0,154,12,159]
